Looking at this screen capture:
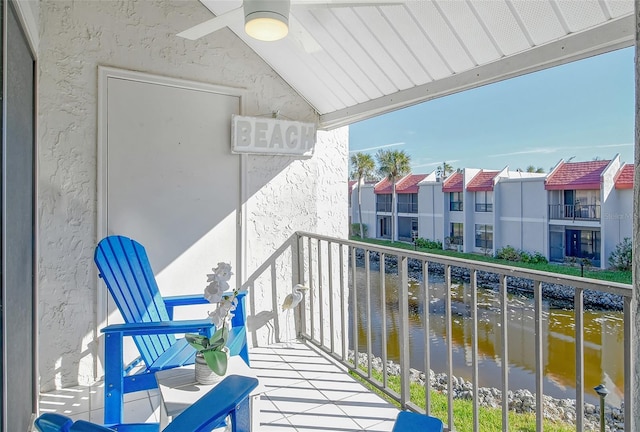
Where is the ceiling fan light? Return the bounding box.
[244,0,290,42]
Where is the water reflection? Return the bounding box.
[350,267,624,407]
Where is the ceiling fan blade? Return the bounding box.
[177,7,244,40]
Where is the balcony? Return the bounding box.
[39,232,632,432]
[475,203,493,212]
[449,201,463,212]
[376,202,392,212]
[549,204,601,221]
[397,202,418,213]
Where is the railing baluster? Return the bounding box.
[500,274,509,432]
[445,264,454,430]
[350,245,358,371]
[399,255,410,408]
[422,260,431,415]
[318,240,324,346]
[380,252,388,388]
[308,237,314,342]
[296,234,306,338]
[365,249,373,378]
[624,296,633,432]
[534,280,543,432]
[339,244,346,362]
[328,241,335,354]
[471,269,479,432]
[575,287,584,432]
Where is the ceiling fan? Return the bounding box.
[178,0,403,42]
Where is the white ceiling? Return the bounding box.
[195,0,634,129]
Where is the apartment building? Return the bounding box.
[350,155,633,268]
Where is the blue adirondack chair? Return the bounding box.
[95,235,249,425]
[35,375,258,432]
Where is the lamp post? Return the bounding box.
[593,384,609,432]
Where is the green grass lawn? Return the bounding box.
[350,368,575,432]
[350,237,631,285]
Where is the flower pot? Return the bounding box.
[194,349,228,385]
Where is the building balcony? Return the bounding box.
[549,204,601,221]
[397,202,418,213]
[449,201,463,212]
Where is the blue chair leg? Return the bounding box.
[229,398,251,432]
[104,332,125,425]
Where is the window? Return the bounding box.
[449,223,463,245]
[397,193,418,213]
[475,224,493,249]
[566,229,601,262]
[449,192,463,211]
[376,194,392,212]
[475,191,493,212]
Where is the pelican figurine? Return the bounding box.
[282,284,309,311]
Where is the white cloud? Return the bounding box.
[489,148,559,158]
[348,142,405,153]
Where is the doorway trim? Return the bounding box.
[96,66,247,377]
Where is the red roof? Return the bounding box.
[374,174,426,194]
[545,160,609,190]
[442,172,463,193]
[374,178,392,194]
[615,164,634,189]
[467,170,499,192]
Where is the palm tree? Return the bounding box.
[350,153,375,238]
[441,161,454,177]
[376,149,411,242]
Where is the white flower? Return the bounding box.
[208,308,226,329]
[204,262,238,331]
[213,262,233,281]
[204,278,228,301]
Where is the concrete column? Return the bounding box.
[632,1,640,428]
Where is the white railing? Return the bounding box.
[293,231,633,432]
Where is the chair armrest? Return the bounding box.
[163,291,244,320]
[100,319,214,337]
[163,294,209,308]
[163,375,258,432]
[164,290,243,307]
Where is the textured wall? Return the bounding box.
[37,0,346,391]
[244,128,348,344]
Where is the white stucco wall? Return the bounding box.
[37,0,346,391]
[496,179,547,255]
[417,182,445,243]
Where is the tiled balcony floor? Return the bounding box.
[38,341,400,431]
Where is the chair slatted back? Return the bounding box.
[95,235,175,367]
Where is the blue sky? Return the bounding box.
[349,47,634,174]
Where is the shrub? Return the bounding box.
[496,246,548,264]
[531,252,548,264]
[609,237,632,271]
[496,246,520,261]
[351,223,368,238]
[414,237,442,250]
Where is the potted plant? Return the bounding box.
[186,262,240,385]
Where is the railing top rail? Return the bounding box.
[296,231,632,297]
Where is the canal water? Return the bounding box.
[350,267,624,407]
